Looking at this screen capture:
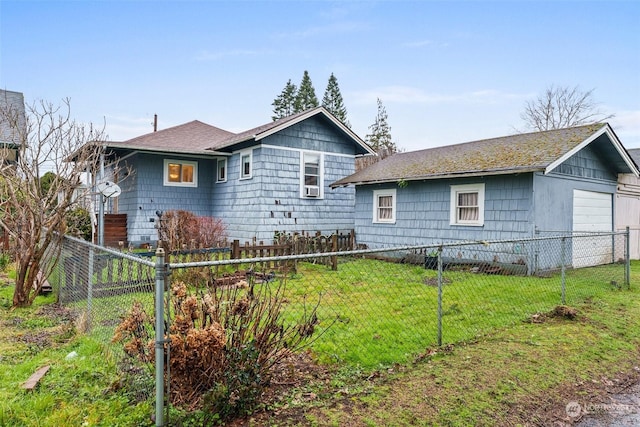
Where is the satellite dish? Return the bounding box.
[96,181,121,198]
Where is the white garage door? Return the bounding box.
[572,190,613,267]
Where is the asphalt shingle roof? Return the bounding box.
[627,148,640,168]
[332,123,613,187]
[106,120,234,155]
[104,107,372,155]
[210,109,313,149]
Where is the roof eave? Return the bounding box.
[331,167,542,188]
[544,123,639,177]
[106,144,230,157]
[606,125,640,177]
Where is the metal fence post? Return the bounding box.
[87,246,94,332]
[155,248,166,427]
[437,246,443,347]
[626,226,631,289]
[560,236,566,305]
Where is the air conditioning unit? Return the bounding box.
[305,186,320,197]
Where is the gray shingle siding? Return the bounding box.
[552,144,617,181]
[533,144,618,233]
[118,153,215,244]
[355,143,620,252]
[355,174,534,249]
[108,111,367,246]
[261,116,355,155]
[214,144,356,243]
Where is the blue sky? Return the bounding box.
[1,0,639,151]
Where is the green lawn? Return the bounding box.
[278,258,621,367]
[0,280,153,427]
[56,256,626,369]
[0,259,635,426]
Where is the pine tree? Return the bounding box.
[271,79,298,121]
[294,70,319,113]
[322,73,350,127]
[365,98,396,156]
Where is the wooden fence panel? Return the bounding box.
[62,230,356,300]
[232,229,356,271]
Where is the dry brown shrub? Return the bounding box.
[112,301,153,361]
[157,210,227,251]
[113,275,321,421]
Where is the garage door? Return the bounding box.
[572,190,613,267]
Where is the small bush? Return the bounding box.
[65,207,92,241]
[113,273,320,421]
[157,210,227,251]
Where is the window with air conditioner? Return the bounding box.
[301,152,323,198]
[305,186,320,197]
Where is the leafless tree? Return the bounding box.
[0,98,104,307]
[521,85,613,131]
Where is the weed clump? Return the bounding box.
[528,305,578,323]
[551,305,578,320]
[113,275,320,421]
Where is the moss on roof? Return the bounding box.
[333,123,607,186]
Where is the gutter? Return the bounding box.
[330,167,544,188]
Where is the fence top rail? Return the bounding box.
[134,246,230,258]
[62,234,155,268]
[237,243,291,250]
[62,230,626,270]
[537,230,626,235]
[168,231,626,269]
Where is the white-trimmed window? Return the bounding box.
[240,150,252,179]
[373,189,396,223]
[301,152,323,198]
[217,158,227,183]
[163,159,197,187]
[450,183,485,226]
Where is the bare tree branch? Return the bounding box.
[520,85,614,131]
[1,98,106,306]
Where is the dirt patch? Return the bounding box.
[36,303,76,323]
[528,305,579,324]
[225,350,333,426]
[221,336,640,427]
[14,330,51,350]
[9,304,78,352]
[552,305,579,320]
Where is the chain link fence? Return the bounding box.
[51,235,159,405]
[52,231,630,419]
[54,235,156,344]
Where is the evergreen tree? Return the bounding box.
[294,70,319,113]
[271,79,298,121]
[365,98,396,156]
[322,73,350,127]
